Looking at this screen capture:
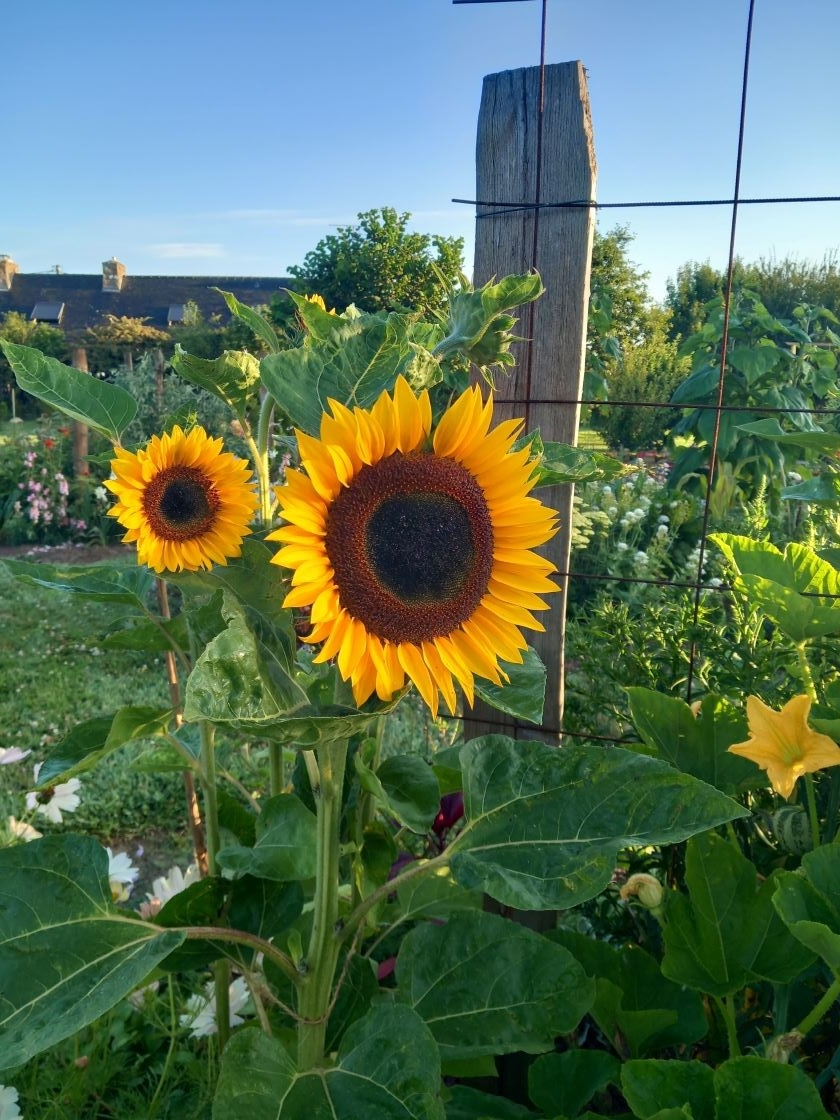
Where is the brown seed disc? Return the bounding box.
[324,451,494,644]
[142,466,221,541]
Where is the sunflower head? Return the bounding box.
[105,424,258,573]
[269,377,559,717]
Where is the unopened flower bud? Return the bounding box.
[620,873,665,914]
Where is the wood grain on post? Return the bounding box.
[70,347,90,477]
[467,61,596,743]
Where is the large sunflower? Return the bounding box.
[106,425,258,573]
[269,378,559,716]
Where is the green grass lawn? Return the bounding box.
[0,559,192,857]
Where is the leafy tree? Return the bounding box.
[276,207,464,320]
[598,307,689,450]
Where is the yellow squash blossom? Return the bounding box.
[269,377,559,716]
[728,694,840,798]
[106,425,258,573]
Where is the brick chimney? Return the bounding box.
[0,255,18,291]
[102,257,126,291]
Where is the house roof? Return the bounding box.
[0,270,291,336]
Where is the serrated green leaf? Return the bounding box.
[213,288,281,354]
[0,339,137,440]
[377,755,441,833]
[216,794,317,881]
[38,706,173,785]
[171,346,261,419]
[397,910,593,1060]
[0,557,154,609]
[661,832,815,996]
[212,1003,444,1119]
[474,646,546,725]
[0,835,184,1071]
[260,313,430,435]
[448,736,747,910]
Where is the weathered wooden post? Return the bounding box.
[466,60,596,743]
[71,347,90,477]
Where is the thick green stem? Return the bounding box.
[269,742,285,798]
[297,740,348,1071]
[795,974,840,1038]
[804,773,821,851]
[715,994,740,1059]
[796,641,818,702]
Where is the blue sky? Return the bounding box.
[3,0,838,301]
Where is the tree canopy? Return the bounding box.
[279,207,464,318]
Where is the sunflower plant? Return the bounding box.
[0,279,751,1118]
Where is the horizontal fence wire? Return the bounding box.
[453,193,840,214]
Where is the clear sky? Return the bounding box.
[3,0,838,302]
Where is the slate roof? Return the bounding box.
[0,271,291,337]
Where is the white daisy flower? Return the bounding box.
[106,848,139,902]
[139,862,201,919]
[7,816,42,843]
[0,747,31,766]
[25,764,81,824]
[179,976,251,1038]
[0,1084,22,1120]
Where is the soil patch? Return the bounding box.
[0,542,133,565]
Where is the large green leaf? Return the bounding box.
[713,1056,830,1119]
[0,835,184,1071]
[0,557,154,610]
[474,646,546,725]
[772,843,840,970]
[171,346,261,419]
[433,273,544,374]
[0,339,137,441]
[183,591,309,732]
[37,706,174,785]
[447,736,747,910]
[621,1059,714,1120]
[626,689,757,793]
[212,1003,444,1119]
[445,1086,535,1119]
[217,794,317,882]
[661,832,815,997]
[377,755,441,834]
[528,1050,621,1118]
[711,535,840,641]
[737,417,840,453]
[214,288,282,354]
[396,910,593,1059]
[551,930,707,1058]
[260,313,427,435]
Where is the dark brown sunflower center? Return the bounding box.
[142,466,220,541]
[325,452,494,644]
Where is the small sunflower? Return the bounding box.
[269,377,559,716]
[106,425,258,573]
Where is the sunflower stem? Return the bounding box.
[268,743,285,798]
[297,740,347,1071]
[253,391,277,528]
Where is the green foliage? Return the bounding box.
[0,310,68,419]
[667,289,839,511]
[281,206,464,318]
